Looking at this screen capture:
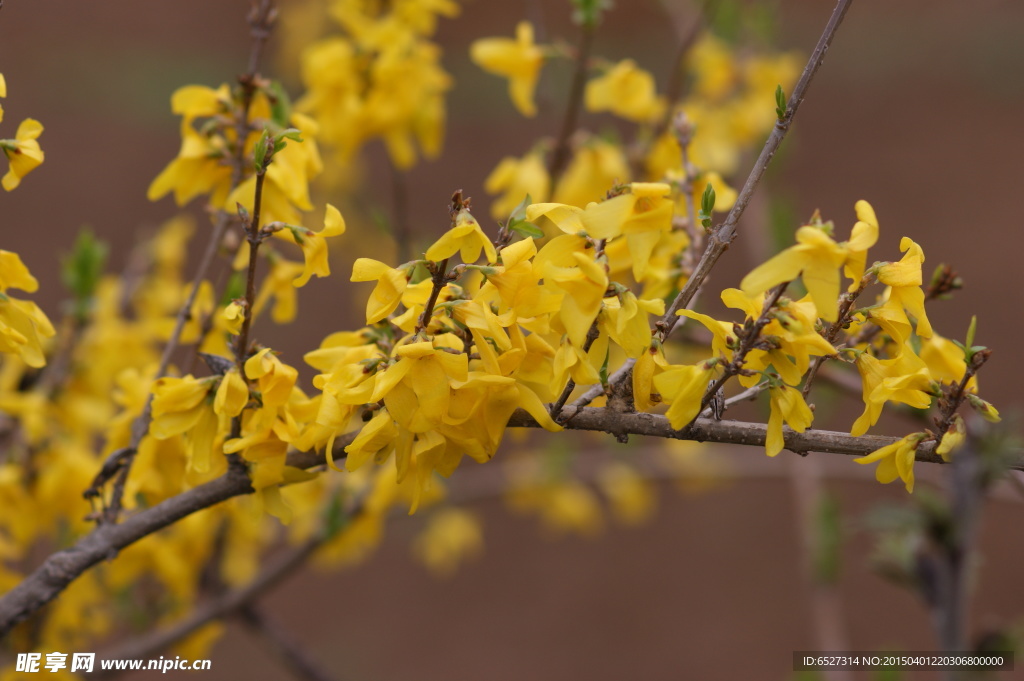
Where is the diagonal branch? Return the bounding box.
[0,434,355,638]
[94,0,279,521]
[92,534,322,674]
[657,0,855,342]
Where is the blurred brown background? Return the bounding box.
[2,0,1024,679]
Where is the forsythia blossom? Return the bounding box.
[470,22,545,118]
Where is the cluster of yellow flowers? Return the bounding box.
[296,0,457,169]
[0,252,54,368]
[0,72,45,191]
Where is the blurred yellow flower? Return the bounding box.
[470,22,544,117]
[585,59,665,123]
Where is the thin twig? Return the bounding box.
[691,282,788,426]
[547,22,595,188]
[657,0,855,343]
[550,321,600,421]
[653,1,713,139]
[91,533,322,674]
[233,169,268,373]
[101,210,233,523]
[97,2,278,522]
[801,277,871,397]
[238,606,339,681]
[416,259,449,335]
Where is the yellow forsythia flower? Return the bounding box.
[222,302,245,335]
[585,59,665,123]
[213,369,249,418]
[870,237,933,343]
[425,207,497,265]
[2,118,45,191]
[150,375,219,473]
[484,151,550,219]
[766,384,814,457]
[935,414,965,461]
[552,138,630,208]
[147,85,234,207]
[291,203,347,287]
[413,508,483,577]
[0,251,55,368]
[741,201,878,321]
[599,463,656,525]
[350,259,410,324]
[850,343,933,437]
[254,259,306,324]
[470,22,545,117]
[653,360,717,430]
[854,432,926,493]
[543,252,608,347]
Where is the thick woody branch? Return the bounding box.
[238,606,339,681]
[0,435,356,638]
[6,397,1019,640]
[0,468,253,638]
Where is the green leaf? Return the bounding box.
[61,228,108,322]
[253,129,272,172]
[570,0,612,26]
[775,84,787,121]
[698,183,716,229]
[965,315,977,350]
[507,193,544,238]
[268,80,293,129]
[599,342,610,387]
[510,221,544,239]
[322,492,350,539]
[508,192,532,224]
[220,271,246,306]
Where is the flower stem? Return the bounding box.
[547,22,595,189]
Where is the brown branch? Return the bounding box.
[416,259,450,334]
[92,534,321,674]
[654,1,712,139]
[506,407,1024,470]
[547,22,595,189]
[100,209,234,523]
[233,167,269,373]
[656,0,855,342]
[237,605,338,681]
[246,0,276,78]
[0,431,356,639]
[693,282,788,424]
